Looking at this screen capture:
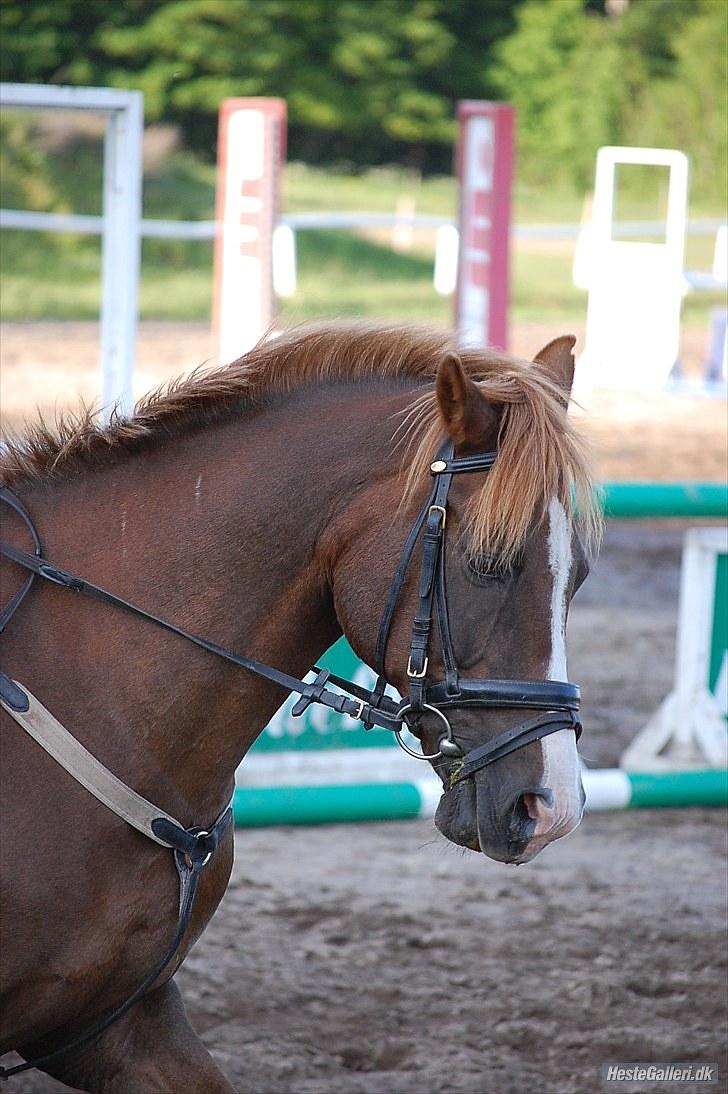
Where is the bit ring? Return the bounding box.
[395,703,461,760]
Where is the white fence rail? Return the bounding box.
[1,207,723,305]
[0,207,724,241]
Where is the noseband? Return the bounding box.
[0,439,580,787]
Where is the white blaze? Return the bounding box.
[547,497,572,681]
[539,498,582,822]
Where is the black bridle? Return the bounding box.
[352,438,581,778]
[0,438,580,788]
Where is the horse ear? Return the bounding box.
[436,352,498,449]
[533,335,577,404]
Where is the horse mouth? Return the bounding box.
[433,779,483,854]
[434,779,581,864]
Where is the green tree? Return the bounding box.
[1,0,725,197]
[491,0,726,201]
[0,0,157,85]
[0,0,524,169]
[492,0,585,182]
[626,1,727,201]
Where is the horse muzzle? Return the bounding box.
[434,723,585,864]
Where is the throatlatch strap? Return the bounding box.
[0,540,403,734]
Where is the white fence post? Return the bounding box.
[0,83,143,420]
[100,92,143,417]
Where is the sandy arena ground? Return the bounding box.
[1,322,727,1093]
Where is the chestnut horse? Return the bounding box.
[0,323,598,1092]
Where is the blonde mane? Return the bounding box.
[0,321,601,561]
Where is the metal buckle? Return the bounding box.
[430,459,447,474]
[428,504,446,528]
[350,698,365,721]
[407,655,428,679]
[185,829,213,870]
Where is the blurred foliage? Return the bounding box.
[493,0,727,199]
[1,0,725,198]
[0,0,520,170]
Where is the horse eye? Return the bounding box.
[464,549,519,585]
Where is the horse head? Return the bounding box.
[328,334,599,864]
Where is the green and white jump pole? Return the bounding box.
[232,768,728,828]
[602,482,728,519]
[581,768,727,810]
[233,781,440,828]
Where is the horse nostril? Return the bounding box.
[520,787,555,821]
[516,790,559,841]
[507,793,535,845]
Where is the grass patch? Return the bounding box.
[281,230,448,325]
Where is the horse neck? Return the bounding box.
[8,380,413,823]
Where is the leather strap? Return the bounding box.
[0,487,41,633]
[0,674,199,848]
[0,671,232,1081]
[425,678,580,711]
[372,439,457,714]
[370,474,439,704]
[434,537,459,694]
[0,806,232,1081]
[0,540,403,734]
[407,502,446,709]
[431,453,497,475]
[450,711,581,785]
